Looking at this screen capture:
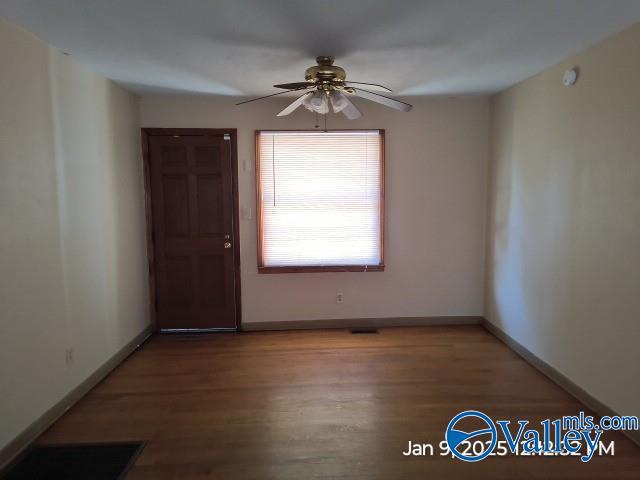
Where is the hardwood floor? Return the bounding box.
[38,326,639,479]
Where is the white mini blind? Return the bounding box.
[257,130,383,268]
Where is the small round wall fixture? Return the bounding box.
[563,68,578,86]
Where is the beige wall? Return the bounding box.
[0,19,149,451]
[486,24,640,416]
[141,95,489,326]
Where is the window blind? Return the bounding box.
[257,130,383,269]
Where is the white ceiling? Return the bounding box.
[2,0,640,96]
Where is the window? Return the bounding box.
[256,130,384,272]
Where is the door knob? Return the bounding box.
[224,242,232,249]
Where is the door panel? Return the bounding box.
[149,134,236,330]
[196,175,223,236]
[162,175,190,237]
[199,255,226,307]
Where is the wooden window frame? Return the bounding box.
[255,129,385,274]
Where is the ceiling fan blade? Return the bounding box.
[352,87,413,112]
[344,81,393,92]
[340,95,362,120]
[273,82,313,89]
[277,92,312,116]
[235,87,311,106]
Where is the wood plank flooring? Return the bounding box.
[38,326,639,479]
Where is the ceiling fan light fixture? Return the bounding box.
[329,90,348,113]
[237,56,412,119]
[304,90,330,114]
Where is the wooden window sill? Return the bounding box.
[258,265,385,274]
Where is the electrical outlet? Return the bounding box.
[336,292,344,304]
[65,348,74,365]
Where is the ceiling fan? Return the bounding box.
[236,56,413,119]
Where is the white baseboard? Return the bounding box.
[0,325,152,471]
[242,315,482,331]
[482,318,640,447]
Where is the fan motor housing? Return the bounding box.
[305,56,346,82]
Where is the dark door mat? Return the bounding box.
[350,327,379,334]
[1,442,145,480]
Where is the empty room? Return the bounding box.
[1,1,639,478]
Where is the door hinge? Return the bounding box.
[223,134,231,141]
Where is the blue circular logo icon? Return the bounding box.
[445,410,497,462]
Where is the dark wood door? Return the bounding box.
[149,134,237,330]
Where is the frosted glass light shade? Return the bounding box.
[329,91,349,112]
[303,90,330,114]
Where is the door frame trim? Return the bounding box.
[141,128,242,332]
